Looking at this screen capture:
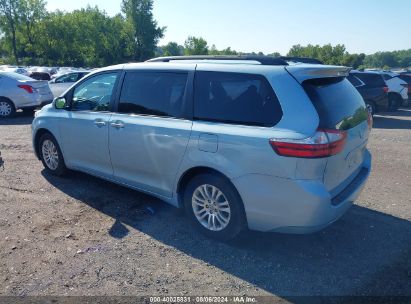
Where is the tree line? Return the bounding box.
[1,0,410,69]
[0,0,164,66]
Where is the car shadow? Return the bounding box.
[373,108,411,130]
[42,170,411,298]
[0,111,34,125]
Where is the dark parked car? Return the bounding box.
[29,72,51,81]
[347,72,390,115]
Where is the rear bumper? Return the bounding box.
[231,151,372,233]
[16,93,54,109]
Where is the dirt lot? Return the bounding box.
[0,109,410,301]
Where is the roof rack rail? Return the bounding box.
[146,55,289,66]
[279,56,324,64]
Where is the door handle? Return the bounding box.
[94,119,107,127]
[110,121,125,129]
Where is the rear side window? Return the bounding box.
[347,75,362,87]
[353,73,385,86]
[119,72,188,118]
[194,71,282,127]
[303,77,368,130]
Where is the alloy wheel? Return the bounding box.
[192,184,231,231]
[0,101,12,117]
[42,139,59,170]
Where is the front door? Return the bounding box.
[58,72,120,177]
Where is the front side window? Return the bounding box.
[194,71,283,127]
[118,72,188,118]
[72,72,119,112]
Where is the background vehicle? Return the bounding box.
[32,56,372,240]
[49,71,90,97]
[0,66,30,76]
[0,72,54,118]
[348,72,389,115]
[378,71,408,108]
[398,73,411,106]
[350,71,400,112]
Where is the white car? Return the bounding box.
[0,72,54,118]
[48,71,89,97]
[379,71,409,107]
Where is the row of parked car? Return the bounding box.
[347,69,410,115]
[0,61,410,118]
[0,65,90,117]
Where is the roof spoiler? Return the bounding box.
[285,65,351,83]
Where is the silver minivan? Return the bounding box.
[32,56,372,240]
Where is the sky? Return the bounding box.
[46,0,411,55]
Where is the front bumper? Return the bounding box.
[231,152,372,233]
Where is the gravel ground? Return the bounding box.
[0,109,410,301]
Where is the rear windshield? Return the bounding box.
[303,77,368,130]
[352,73,385,86]
[1,72,33,81]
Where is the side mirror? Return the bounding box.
[55,97,67,109]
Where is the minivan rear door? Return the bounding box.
[286,65,370,195]
[303,77,370,196]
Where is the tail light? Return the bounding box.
[270,129,347,158]
[18,84,34,94]
[400,84,411,94]
[383,86,389,93]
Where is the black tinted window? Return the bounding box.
[194,71,282,127]
[119,72,188,118]
[353,73,385,86]
[399,74,411,84]
[304,77,368,130]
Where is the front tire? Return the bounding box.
[388,95,400,111]
[184,173,246,241]
[0,98,16,118]
[39,133,67,176]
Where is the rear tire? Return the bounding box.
[365,100,376,117]
[39,133,67,176]
[0,98,16,118]
[183,173,246,241]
